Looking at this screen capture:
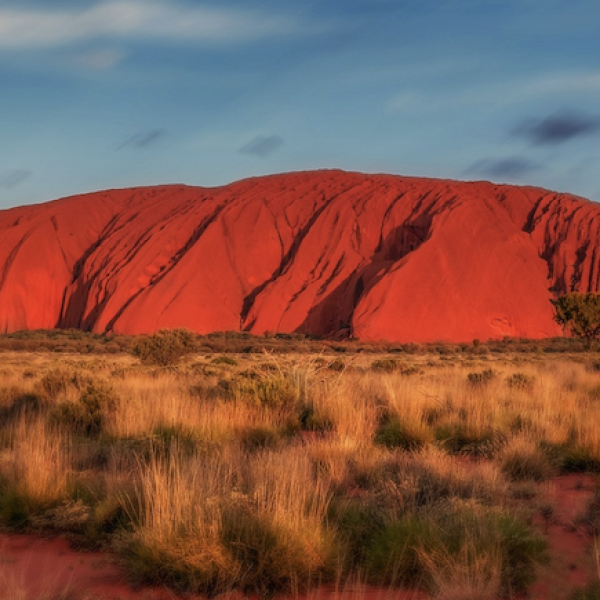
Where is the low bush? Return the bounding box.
[39,368,75,398]
[221,506,336,596]
[505,373,535,392]
[0,484,31,527]
[365,502,547,595]
[497,437,553,482]
[571,583,600,600]
[52,380,117,437]
[220,373,300,409]
[0,390,46,421]
[211,355,238,366]
[327,358,346,372]
[238,426,280,451]
[434,423,500,457]
[541,441,600,473]
[132,329,197,366]
[375,417,425,450]
[365,514,433,586]
[328,498,386,572]
[467,369,496,386]
[297,404,334,432]
[560,445,600,473]
[371,358,399,373]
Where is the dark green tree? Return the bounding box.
[551,292,600,349]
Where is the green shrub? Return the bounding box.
[239,426,280,451]
[52,380,117,437]
[498,439,553,482]
[505,373,535,392]
[87,496,132,542]
[123,534,237,596]
[371,358,399,373]
[221,373,300,409]
[212,355,238,366]
[434,424,499,456]
[39,368,74,398]
[0,485,30,527]
[328,498,386,572]
[28,499,91,534]
[152,425,198,455]
[467,369,496,385]
[572,583,600,600]
[132,329,197,366]
[500,452,551,482]
[298,404,334,432]
[375,417,424,450]
[541,439,600,473]
[0,390,46,421]
[365,504,546,594]
[327,358,346,372]
[365,515,432,586]
[560,445,600,473]
[221,508,336,596]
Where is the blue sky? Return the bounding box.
[1,0,599,208]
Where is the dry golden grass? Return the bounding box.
[0,348,599,597]
[418,539,501,600]
[124,444,238,591]
[1,416,71,507]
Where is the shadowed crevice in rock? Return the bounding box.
[104,201,230,332]
[240,183,363,331]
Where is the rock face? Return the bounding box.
[1,170,599,342]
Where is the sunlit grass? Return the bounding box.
[0,348,599,596]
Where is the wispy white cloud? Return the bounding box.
[385,70,600,113]
[0,1,310,50]
[71,48,126,69]
[385,92,420,112]
[528,72,600,94]
[342,58,479,88]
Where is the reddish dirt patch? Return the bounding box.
[519,474,598,600]
[0,533,196,599]
[0,534,428,600]
[282,587,429,600]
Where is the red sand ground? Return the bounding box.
[1,171,599,342]
[0,534,425,600]
[520,474,598,600]
[0,533,186,599]
[0,475,597,600]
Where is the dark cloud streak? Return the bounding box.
[0,169,32,189]
[118,129,165,150]
[465,157,542,179]
[240,135,284,158]
[513,110,600,145]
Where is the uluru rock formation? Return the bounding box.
[1,170,599,342]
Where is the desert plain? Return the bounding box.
[0,331,599,600]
